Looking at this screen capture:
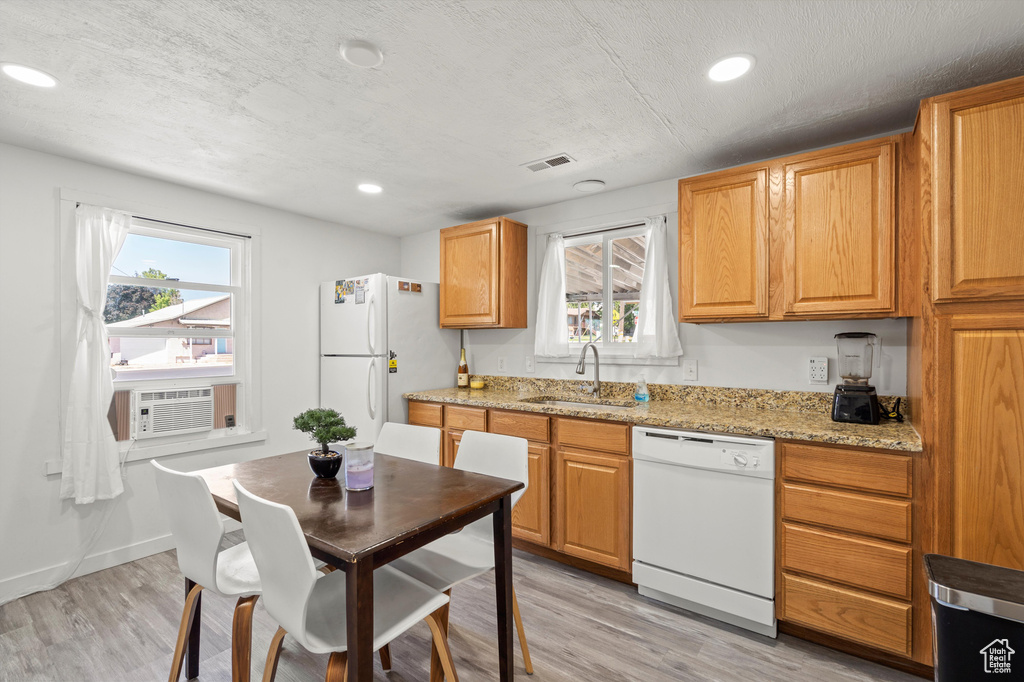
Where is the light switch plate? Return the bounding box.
[682,358,698,381]
[809,357,829,384]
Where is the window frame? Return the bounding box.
[563,224,647,352]
[105,218,245,389]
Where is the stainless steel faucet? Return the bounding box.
[576,342,600,397]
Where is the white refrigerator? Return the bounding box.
[320,274,460,442]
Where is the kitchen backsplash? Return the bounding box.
[470,374,909,417]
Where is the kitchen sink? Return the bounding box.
[519,397,636,411]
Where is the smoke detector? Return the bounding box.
[521,153,576,172]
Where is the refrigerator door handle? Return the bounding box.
[366,357,377,420]
[366,294,376,355]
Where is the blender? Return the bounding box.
[832,332,881,425]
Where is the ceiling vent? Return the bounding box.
[522,153,576,172]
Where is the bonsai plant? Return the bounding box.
[293,408,356,478]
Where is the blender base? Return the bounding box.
[832,385,881,425]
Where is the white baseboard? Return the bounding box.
[1,516,243,605]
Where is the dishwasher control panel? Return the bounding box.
[722,448,760,469]
[633,426,775,479]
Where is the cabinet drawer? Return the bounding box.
[782,483,911,543]
[782,524,911,599]
[490,410,550,442]
[445,405,487,431]
[408,401,443,428]
[557,418,630,455]
[782,573,911,656]
[782,442,911,497]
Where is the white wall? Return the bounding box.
[401,178,908,395]
[0,143,401,602]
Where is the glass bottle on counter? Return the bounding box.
[457,348,470,388]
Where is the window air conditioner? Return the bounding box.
[132,387,214,440]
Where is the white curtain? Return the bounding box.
[60,205,132,504]
[534,234,570,357]
[634,215,684,359]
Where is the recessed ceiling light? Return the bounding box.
[573,180,606,193]
[708,55,754,82]
[2,63,58,87]
[358,183,382,194]
[340,40,384,68]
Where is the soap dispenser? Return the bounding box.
[635,374,650,402]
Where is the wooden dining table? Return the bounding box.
[190,450,524,682]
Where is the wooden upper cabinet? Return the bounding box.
[679,167,770,320]
[677,137,899,322]
[783,142,896,317]
[439,217,528,328]
[928,78,1024,302]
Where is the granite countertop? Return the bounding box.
[403,386,922,452]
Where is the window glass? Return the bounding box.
[565,239,603,343]
[610,234,645,343]
[104,287,231,329]
[109,336,233,381]
[111,233,230,286]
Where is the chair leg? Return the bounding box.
[325,651,348,682]
[231,595,259,682]
[428,589,452,682]
[379,643,392,671]
[424,608,459,682]
[262,627,287,682]
[512,587,534,674]
[169,583,204,682]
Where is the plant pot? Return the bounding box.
[308,450,343,479]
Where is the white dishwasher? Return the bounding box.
[632,425,777,637]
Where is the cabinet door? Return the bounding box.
[783,143,895,316]
[555,448,630,571]
[512,444,551,546]
[443,429,463,468]
[678,167,769,320]
[940,314,1024,570]
[931,83,1024,301]
[439,220,501,327]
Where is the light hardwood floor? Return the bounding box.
[0,532,921,681]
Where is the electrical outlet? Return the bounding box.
[809,357,829,384]
[682,358,698,381]
[497,356,507,373]
[524,356,535,373]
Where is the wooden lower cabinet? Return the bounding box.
[777,440,919,664]
[443,429,463,467]
[554,447,631,572]
[781,574,912,657]
[512,443,550,545]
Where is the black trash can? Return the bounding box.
[925,554,1024,681]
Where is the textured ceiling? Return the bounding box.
[1,0,1023,236]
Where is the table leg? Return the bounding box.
[345,557,374,682]
[185,577,202,680]
[493,494,514,682]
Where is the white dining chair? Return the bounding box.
[232,480,460,682]
[389,429,534,677]
[152,461,262,682]
[375,422,443,465]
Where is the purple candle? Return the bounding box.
[344,442,375,491]
[345,462,374,491]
